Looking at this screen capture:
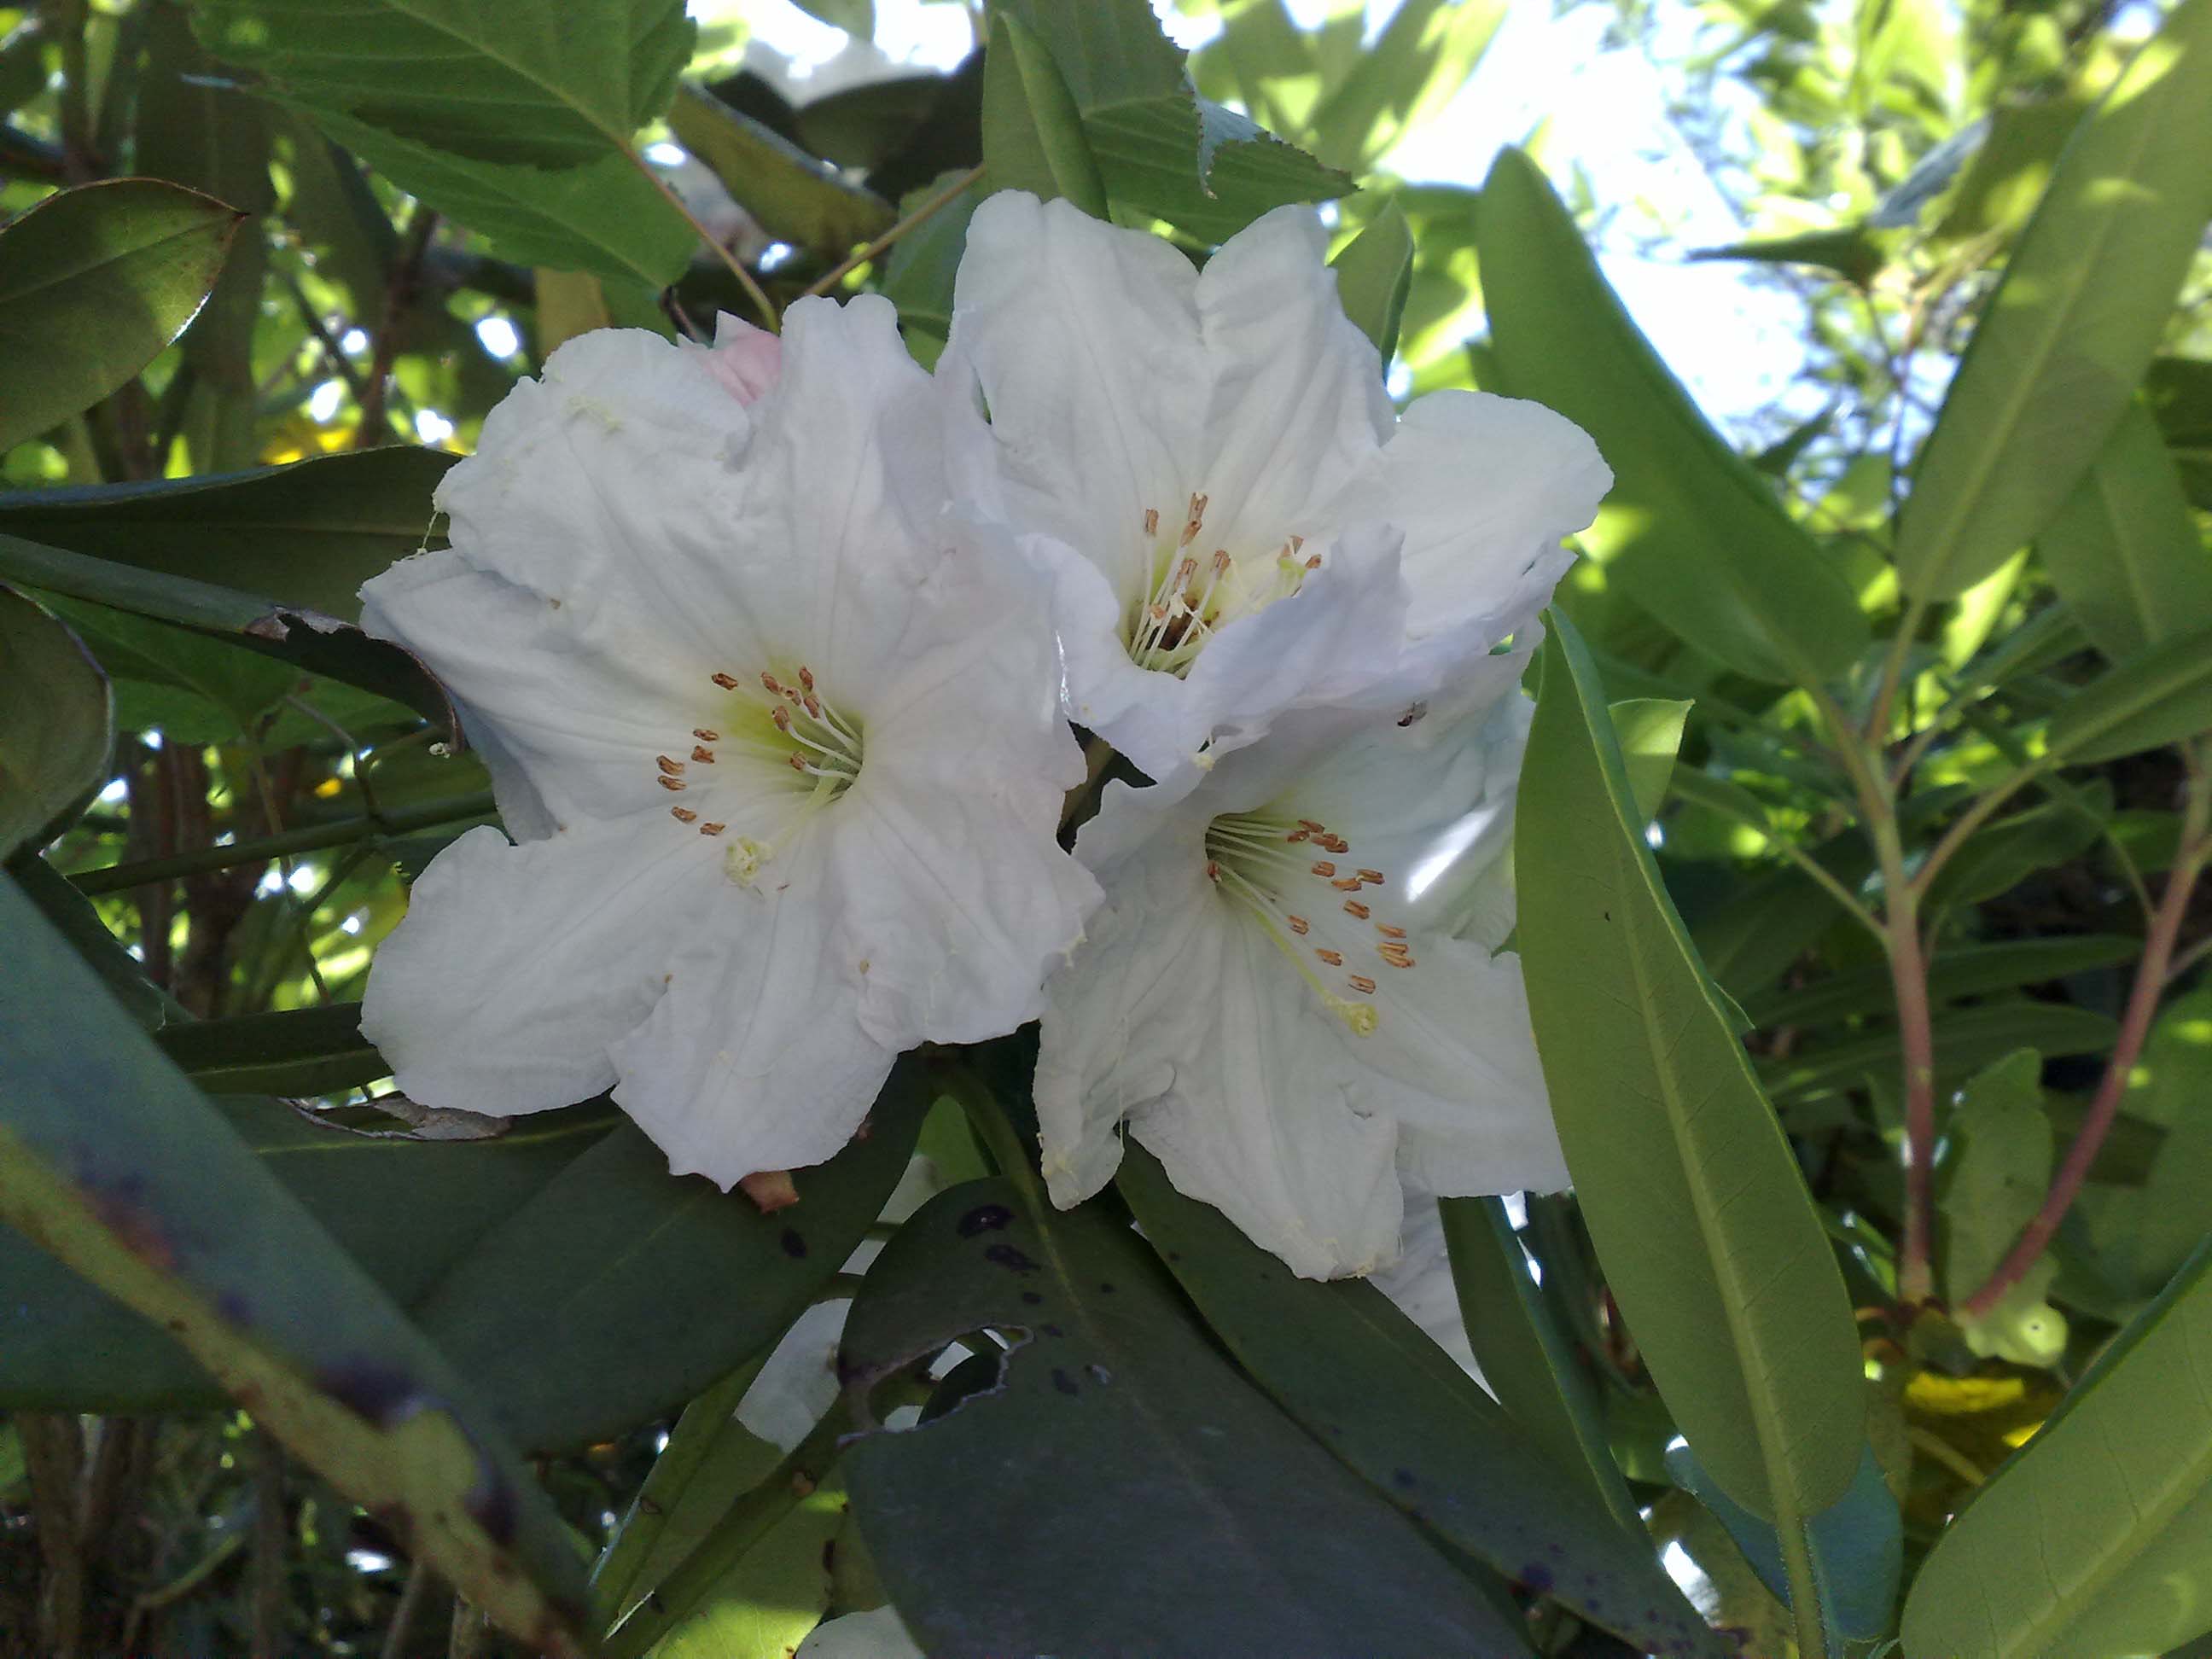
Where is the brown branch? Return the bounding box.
[802,165,983,300]
[356,207,441,448]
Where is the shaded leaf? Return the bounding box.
[2045,617,2212,764]
[841,1179,1530,1656]
[0,178,243,454]
[0,588,110,860]
[1329,198,1414,363]
[667,85,897,257]
[0,882,590,1650]
[1942,1050,2068,1365]
[980,12,1109,218]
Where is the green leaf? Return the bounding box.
[1689,228,1890,288]
[2040,400,2212,663]
[3,852,178,1033]
[1436,1196,1640,1531]
[1517,614,1864,1523]
[1894,0,2212,600]
[1667,1441,1901,1642]
[981,13,1109,218]
[0,588,110,860]
[1742,934,2143,1032]
[192,0,694,168]
[666,85,897,257]
[1328,198,1414,363]
[1610,697,1691,821]
[155,1004,387,1098]
[841,1179,1530,1655]
[1942,1050,2069,1366]
[1902,1239,2212,1658]
[876,168,981,366]
[1115,1145,1721,1657]
[644,1480,846,1659]
[1762,1004,2118,1106]
[44,597,301,741]
[1478,149,1866,684]
[2124,987,2212,1290]
[2147,354,2212,511]
[2045,617,2212,765]
[0,530,456,736]
[0,881,589,1649]
[413,1066,926,1452]
[0,447,457,623]
[0,178,244,455]
[307,107,696,288]
[1925,784,2111,910]
[992,0,1349,243]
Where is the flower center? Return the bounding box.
[653,663,864,885]
[1202,809,1417,1035]
[1123,493,1319,677]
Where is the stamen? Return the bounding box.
[671,806,697,823]
[1311,861,1336,877]
[1357,869,1384,884]
[1297,819,1324,833]
[1288,916,1309,935]
[1331,876,1364,892]
[694,728,720,742]
[1382,953,1416,969]
[691,744,716,763]
[700,821,725,835]
[798,666,815,691]
[658,777,685,792]
[1343,899,1370,919]
[657,755,684,776]
[761,672,783,694]
[1143,507,1160,537]
[1314,949,1344,967]
[711,672,739,690]
[1377,923,1407,940]
[1349,975,1377,994]
[788,753,808,771]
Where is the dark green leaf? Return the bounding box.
[2124,987,2212,1291]
[0,588,110,859]
[0,882,589,1647]
[192,0,695,168]
[2046,617,2212,764]
[1689,227,1890,287]
[1479,149,1866,684]
[1895,0,2212,599]
[1761,1003,2118,1103]
[0,178,244,454]
[44,597,300,739]
[841,1180,1530,1656]
[1518,614,1864,1522]
[1902,1239,2212,1657]
[414,1066,927,1452]
[993,0,1349,243]
[1942,1050,2068,1365]
[877,168,981,366]
[0,530,456,736]
[157,1004,387,1098]
[1742,934,2142,1032]
[1328,198,1414,363]
[0,448,456,623]
[1925,785,2112,910]
[1117,1146,1720,1656]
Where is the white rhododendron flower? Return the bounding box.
[1037,682,1563,1278]
[358,300,1097,1187]
[939,191,1610,793]
[795,1606,924,1658]
[1373,1196,1491,1390]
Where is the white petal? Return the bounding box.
[736,1297,848,1451]
[795,1608,924,1659]
[1337,389,1610,641]
[606,836,899,1185]
[1037,830,1403,1279]
[940,191,1206,580]
[360,824,723,1115]
[832,780,1098,1051]
[1188,204,1395,552]
[1353,938,1569,1198]
[1371,1196,1491,1391]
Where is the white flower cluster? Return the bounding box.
[358,194,1610,1279]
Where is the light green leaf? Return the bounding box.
[2040,399,2212,662]
[1903,1240,2212,1658]
[192,0,695,168]
[1302,0,1507,173]
[0,178,243,455]
[0,881,590,1650]
[0,589,111,859]
[1517,614,1864,1523]
[1478,149,1866,684]
[666,85,896,257]
[2128,987,2212,1290]
[307,107,696,288]
[1610,697,1691,821]
[876,169,981,367]
[1942,1050,2069,1365]
[1895,0,2212,600]
[1689,228,1890,288]
[981,12,1109,218]
[2045,617,2212,765]
[1328,199,1414,363]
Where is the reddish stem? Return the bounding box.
[1890,896,1940,1306]
[1961,801,2209,1319]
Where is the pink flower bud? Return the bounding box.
[700,314,783,405]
